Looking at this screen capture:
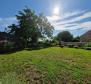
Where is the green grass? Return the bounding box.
[0,47,91,84]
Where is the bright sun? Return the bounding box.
[53,7,60,15]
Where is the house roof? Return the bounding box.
[80,30,91,42]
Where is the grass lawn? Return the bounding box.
[0,47,91,84]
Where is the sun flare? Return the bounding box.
[53,7,60,15]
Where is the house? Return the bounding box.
[80,30,91,42]
[60,41,86,47]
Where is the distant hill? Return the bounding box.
[80,30,91,42]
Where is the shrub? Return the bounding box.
[51,40,59,47]
[0,41,14,53]
[44,40,51,47]
[84,42,91,47]
[85,47,91,50]
[4,42,14,50]
[83,42,91,50]
[74,45,79,48]
[59,45,64,48]
[67,44,74,48]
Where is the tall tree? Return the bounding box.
[38,13,54,38]
[8,7,54,48]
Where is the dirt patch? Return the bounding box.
[17,65,47,84]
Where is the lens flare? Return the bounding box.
[53,7,60,15]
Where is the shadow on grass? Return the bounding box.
[0,46,50,55]
[25,46,49,51]
[0,48,24,55]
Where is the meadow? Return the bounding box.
[0,47,91,84]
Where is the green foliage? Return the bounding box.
[84,42,91,47]
[84,47,91,50]
[83,42,91,50]
[57,31,73,42]
[8,7,54,48]
[73,36,80,42]
[0,41,14,53]
[51,36,59,46]
[38,13,54,38]
[74,45,79,48]
[67,44,74,48]
[4,42,14,50]
[43,40,51,47]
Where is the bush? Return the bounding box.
[0,41,14,53]
[74,46,79,48]
[83,42,91,50]
[84,42,91,47]
[67,44,74,48]
[44,40,51,47]
[84,47,91,50]
[51,40,59,47]
[4,42,14,50]
[59,45,64,48]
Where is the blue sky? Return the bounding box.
[0,0,91,36]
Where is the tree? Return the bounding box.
[57,31,73,42]
[73,36,80,42]
[51,36,59,46]
[8,7,54,48]
[38,13,54,38]
[8,24,25,48]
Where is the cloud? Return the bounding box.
[0,17,17,26]
[80,21,91,28]
[47,15,61,22]
[47,10,85,22]
[0,17,17,31]
[61,10,85,19]
[47,10,91,31]
[57,11,91,25]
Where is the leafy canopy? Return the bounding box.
[57,31,73,42]
[8,7,54,48]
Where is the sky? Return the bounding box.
[0,0,91,36]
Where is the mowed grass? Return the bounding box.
[0,47,91,84]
